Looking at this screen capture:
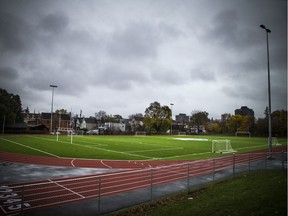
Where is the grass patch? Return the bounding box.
[0,135,286,160]
[107,171,287,216]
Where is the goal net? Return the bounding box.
[268,137,281,146]
[212,140,237,153]
[67,130,84,136]
[135,131,146,136]
[235,131,251,137]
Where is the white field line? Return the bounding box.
[30,136,153,159]
[236,144,266,150]
[157,151,212,160]
[0,138,60,158]
[48,179,85,198]
[70,138,108,146]
[127,147,183,153]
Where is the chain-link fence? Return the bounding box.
[0,151,286,216]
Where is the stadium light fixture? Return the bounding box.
[260,24,272,158]
[170,103,174,135]
[50,85,58,133]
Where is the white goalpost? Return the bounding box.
[135,131,146,136]
[235,131,251,138]
[212,140,237,154]
[269,137,281,146]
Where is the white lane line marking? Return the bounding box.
[48,179,85,198]
[71,159,76,167]
[101,160,113,168]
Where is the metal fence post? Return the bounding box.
[265,153,268,169]
[20,185,24,216]
[98,176,101,216]
[213,159,215,182]
[187,162,190,194]
[233,154,235,177]
[150,168,153,200]
[248,153,251,172]
[281,151,285,171]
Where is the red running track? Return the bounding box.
[0,146,286,216]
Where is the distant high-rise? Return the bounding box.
[235,106,254,118]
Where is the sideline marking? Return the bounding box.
[31,136,153,159]
[101,160,113,168]
[174,138,209,141]
[48,179,85,198]
[0,138,60,158]
[157,151,212,160]
[127,147,183,153]
[237,145,266,150]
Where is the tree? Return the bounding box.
[55,109,68,114]
[190,111,209,134]
[0,88,23,124]
[271,110,287,137]
[95,110,107,123]
[144,101,171,134]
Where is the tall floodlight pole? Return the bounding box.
[260,24,272,158]
[50,85,58,133]
[170,103,174,135]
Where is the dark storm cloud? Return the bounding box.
[203,9,261,51]
[38,11,69,35]
[107,22,161,59]
[0,67,18,79]
[0,0,286,119]
[0,13,34,52]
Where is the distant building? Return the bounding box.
[235,106,255,118]
[175,113,189,123]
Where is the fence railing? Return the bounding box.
[0,151,286,216]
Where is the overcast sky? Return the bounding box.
[0,0,286,119]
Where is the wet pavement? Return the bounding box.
[0,155,286,216]
[0,161,119,184]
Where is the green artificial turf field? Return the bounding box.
[0,135,286,160]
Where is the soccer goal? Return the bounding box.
[235,131,251,138]
[178,131,187,135]
[135,131,146,136]
[268,137,282,146]
[212,140,237,154]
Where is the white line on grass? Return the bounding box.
[127,147,183,153]
[236,145,266,150]
[0,138,60,158]
[157,151,212,160]
[71,139,108,146]
[48,179,85,198]
[30,136,153,159]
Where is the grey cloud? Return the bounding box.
[190,67,216,82]
[151,68,184,85]
[107,22,161,59]
[96,65,151,90]
[0,66,19,79]
[203,9,260,51]
[38,11,69,35]
[0,13,34,52]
